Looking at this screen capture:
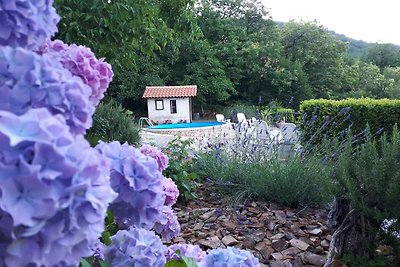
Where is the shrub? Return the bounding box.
[221,104,259,122]
[321,125,400,265]
[86,100,140,146]
[299,98,400,145]
[164,137,199,202]
[261,103,298,125]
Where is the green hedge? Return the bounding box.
[86,100,140,146]
[299,98,400,145]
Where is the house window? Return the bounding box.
[170,100,177,114]
[155,99,164,110]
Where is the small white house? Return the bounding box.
[143,85,197,124]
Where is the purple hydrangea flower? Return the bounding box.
[0,0,60,49]
[104,227,167,267]
[166,244,206,263]
[199,247,260,267]
[153,206,181,240]
[0,46,94,135]
[95,141,166,229]
[162,177,179,206]
[91,240,106,261]
[140,144,169,171]
[38,39,113,105]
[0,108,117,266]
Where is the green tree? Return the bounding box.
[55,0,197,107]
[171,39,235,107]
[383,67,400,98]
[365,43,400,69]
[281,21,349,98]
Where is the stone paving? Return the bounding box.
[169,182,332,267]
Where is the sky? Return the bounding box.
[261,0,400,45]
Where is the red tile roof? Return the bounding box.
[143,85,197,98]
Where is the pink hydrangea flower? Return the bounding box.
[140,144,169,171]
[153,206,181,240]
[166,244,206,263]
[38,39,113,106]
[162,177,179,206]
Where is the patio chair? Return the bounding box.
[254,120,270,142]
[279,123,298,144]
[216,114,225,122]
[236,113,247,123]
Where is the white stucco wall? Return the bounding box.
[147,98,191,123]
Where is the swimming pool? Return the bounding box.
[147,121,225,130]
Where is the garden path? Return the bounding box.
[170,182,333,267]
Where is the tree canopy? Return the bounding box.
[54,0,400,112]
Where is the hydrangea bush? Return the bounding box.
[166,244,206,262]
[104,227,167,267]
[0,46,94,135]
[199,247,260,267]
[0,1,261,266]
[0,108,116,266]
[38,39,113,105]
[0,0,59,49]
[140,144,169,171]
[95,141,166,229]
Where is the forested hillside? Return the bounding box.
[55,0,400,112]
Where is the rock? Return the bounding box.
[292,256,303,267]
[222,220,236,231]
[248,207,260,214]
[290,239,310,251]
[325,234,332,241]
[271,233,286,240]
[272,239,289,252]
[254,243,273,261]
[270,260,286,267]
[253,230,266,242]
[222,235,239,246]
[242,236,256,248]
[272,252,284,261]
[301,252,326,267]
[198,239,221,249]
[286,210,296,217]
[320,239,330,249]
[281,247,300,257]
[285,232,296,240]
[200,210,216,220]
[193,222,204,231]
[309,228,322,235]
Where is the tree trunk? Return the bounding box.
[324,198,377,267]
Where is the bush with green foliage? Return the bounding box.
[261,101,298,124]
[86,100,140,146]
[323,125,400,264]
[299,98,400,145]
[164,137,199,203]
[221,104,259,122]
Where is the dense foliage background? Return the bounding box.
[54,0,400,113]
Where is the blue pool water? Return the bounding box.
[148,121,225,130]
